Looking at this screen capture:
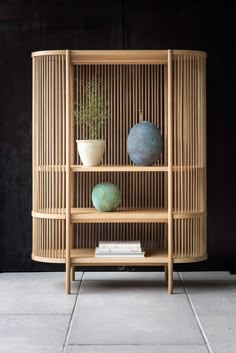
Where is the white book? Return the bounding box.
[96,247,142,253]
[99,241,141,249]
[95,252,145,258]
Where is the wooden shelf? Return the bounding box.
[35,165,206,173]
[71,248,168,265]
[35,164,206,172]
[71,165,168,172]
[71,208,168,223]
[31,209,206,221]
[31,251,207,265]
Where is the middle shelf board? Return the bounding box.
[71,208,168,223]
[71,248,168,265]
[32,209,206,221]
[71,165,168,172]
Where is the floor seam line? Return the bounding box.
[178,272,214,353]
[62,272,84,353]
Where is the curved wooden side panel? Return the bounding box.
[32,54,66,260]
[172,53,207,260]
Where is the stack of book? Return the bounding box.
[95,241,145,258]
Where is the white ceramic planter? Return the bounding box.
[76,140,105,166]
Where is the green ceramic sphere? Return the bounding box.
[92,182,121,212]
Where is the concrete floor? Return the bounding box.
[0,271,235,353]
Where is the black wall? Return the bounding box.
[0,0,235,272]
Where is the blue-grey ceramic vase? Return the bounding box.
[92,182,121,212]
[127,121,163,165]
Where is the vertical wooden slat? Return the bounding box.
[40,57,43,256]
[55,57,58,258]
[37,58,41,214]
[190,57,193,255]
[168,50,173,294]
[158,66,161,209]
[186,56,190,215]
[47,57,50,257]
[44,56,48,258]
[39,57,43,257]
[173,57,177,254]
[32,57,36,255]
[177,55,180,213]
[70,63,75,281]
[58,55,62,257]
[62,55,66,257]
[75,65,79,249]
[187,57,190,254]
[65,50,71,294]
[164,64,168,251]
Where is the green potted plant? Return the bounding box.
[74,77,109,166]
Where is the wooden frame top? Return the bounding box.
[31,50,207,64]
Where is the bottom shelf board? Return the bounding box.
[71,248,168,266]
[31,251,207,265]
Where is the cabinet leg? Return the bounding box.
[164,266,168,282]
[71,266,75,281]
[66,265,71,294]
[168,263,173,294]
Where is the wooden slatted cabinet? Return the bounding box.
[31,50,207,294]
